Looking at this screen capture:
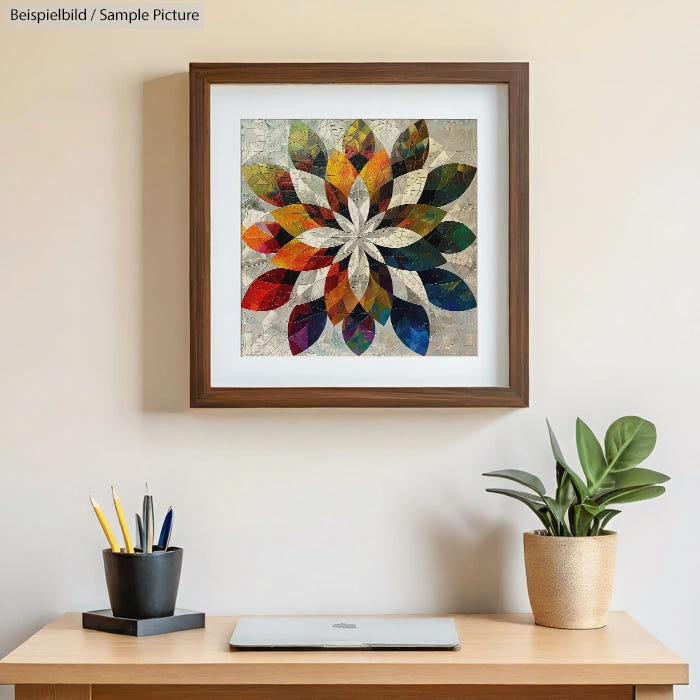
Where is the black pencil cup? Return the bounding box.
[102,547,183,619]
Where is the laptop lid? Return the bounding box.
[229,616,460,650]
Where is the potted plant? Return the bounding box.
[484,416,668,630]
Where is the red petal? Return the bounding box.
[241,269,299,311]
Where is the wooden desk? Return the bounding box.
[0,612,688,699]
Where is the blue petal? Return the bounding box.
[377,239,446,271]
[390,297,430,355]
[418,269,476,311]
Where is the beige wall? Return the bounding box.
[2,0,699,696]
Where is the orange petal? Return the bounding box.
[272,204,320,237]
[242,221,285,254]
[324,258,358,325]
[271,239,336,271]
[360,148,393,213]
[360,258,393,325]
[325,149,357,200]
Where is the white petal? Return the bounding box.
[293,268,328,303]
[389,267,429,305]
[289,169,330,208]
[334,211,355,235]
[362,211,386,234]
[348,248,370,298]
[389,169,428,207]
[348,176,370,226]
[366,226,422,248]
[361,239,384,263]
[334,239,357,262]
[348,198,361,229]
[297,226,344,248]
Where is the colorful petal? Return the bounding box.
[324,256,358,325]
[343,119,376,171]
[324,149,357,218]
[417,268,476,311]
[271,239,339,271]
[377,204,446,236]
[360,257,393,325]
[424,221,476,254]
[391,120,429,178]
[288,121,328,178]
[288,297,327,355]
[241,164,300,207]
[241,268,300,311]
[419,163,477,207]
[342,304,375,355]
[391,296,430,355]
[360,148,393,217]
[377,239,446,271]
[271,203,340,237]
[242,221,292,254]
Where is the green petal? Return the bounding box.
[424,221,475,253]
[288,121,328,179]
[391,119,429,177]
[418,163,476,207]
[241,164,300,207]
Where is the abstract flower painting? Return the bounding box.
[240,119,477,357]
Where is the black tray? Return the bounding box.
[82,608,205,636]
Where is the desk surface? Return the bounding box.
[0,612,688,687]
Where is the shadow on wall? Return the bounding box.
[141,72,190,412]
[424,511,511,613]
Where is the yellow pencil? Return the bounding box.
[90,496,120,553]
[111,487,134,554]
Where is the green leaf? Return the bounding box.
[576,418,609,489]
[482,469,546,496]
[598,485,666,507]
[555,471,576,534]
[593,480,618,498]
[485,488,542,504]
[606,468,670,490]
[546,420,588,500]
[572,504,596,536]
[598,509,621,530]
[582,502,606,517]
[555,470,575,506]
[485,488,551,532]
[604,416,657,472]
[544,496,572,536]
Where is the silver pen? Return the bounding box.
[143,482,154,554]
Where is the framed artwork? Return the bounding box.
[190,63,528,407]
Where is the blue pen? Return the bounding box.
[135,513,144,552]
[158,507,173,551]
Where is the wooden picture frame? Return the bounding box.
[190,63,528,408]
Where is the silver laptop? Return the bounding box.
[230,616,460,650]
